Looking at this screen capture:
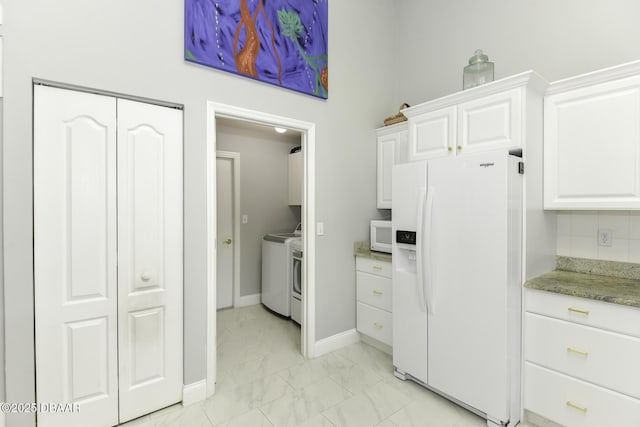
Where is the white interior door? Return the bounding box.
[116,99,183,423]
[34,85,119,427]
[216,155,235,309]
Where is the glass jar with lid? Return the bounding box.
[463,49,494,89]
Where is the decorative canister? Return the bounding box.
[463,49,494,89]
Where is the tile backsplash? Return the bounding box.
[557,211,640,263]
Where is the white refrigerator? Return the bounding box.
[392,150,523,427]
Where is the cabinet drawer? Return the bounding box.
[525,312,640,399]
[524,362,640,427]
[357,272,392,311]
[357,302,392,346]
[458,88,522,154]
[525,289,640,338]
[356,257,391,278]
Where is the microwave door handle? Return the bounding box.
[415,187,427,313]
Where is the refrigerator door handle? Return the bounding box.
[415,187,427,313]
[424,186,435,314]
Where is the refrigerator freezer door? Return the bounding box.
[426,151,515,421]
[392,162,428,384]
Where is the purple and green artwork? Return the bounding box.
[185,0,328,99]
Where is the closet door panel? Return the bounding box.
[34,85,118,427]
[117,99,183,423]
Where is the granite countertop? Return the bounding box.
[525,256,640,309]
[353,241,392,262]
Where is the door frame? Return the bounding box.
[215,151,241,308]
[205,101,317,397]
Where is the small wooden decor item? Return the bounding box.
[383,103,410,126]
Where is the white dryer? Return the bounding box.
[261,233,300,316]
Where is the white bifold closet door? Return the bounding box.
[34,85,183,427]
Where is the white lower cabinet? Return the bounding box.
[356,256,392,346]
[524,363,640,427]
[524,289,640,426]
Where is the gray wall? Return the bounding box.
[396,0,640,104]
[3,1,397,424]
[217,121,301,297]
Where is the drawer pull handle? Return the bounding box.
[373,322,383,329]
[373,290,383,296]
[566,401,588,413]
[567,347,589,357]
[568,307,589,315]
[372,265,383,270]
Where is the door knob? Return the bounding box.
[223,239,232,245]
[141,272,152,282]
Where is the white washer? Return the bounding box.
[261,233,300,316]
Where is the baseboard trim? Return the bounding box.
[360,333,392,355]
[236,293,261,307]
[314,328,360,357]
[182,380,207,407]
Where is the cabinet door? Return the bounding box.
[458,88,522,155]
[34,85,119,427]
[117,99,183,423]
[288,151,302,206]
[544,75,640,209]
[394,128,409,164]
[377,133,395,208]
[408,106,456,161]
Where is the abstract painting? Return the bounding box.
[185,0,328,99]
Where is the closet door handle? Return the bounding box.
[141,272,152,282]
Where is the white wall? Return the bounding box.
[397,0,640,104]
[2,1,398,424]
[217,121,301,297]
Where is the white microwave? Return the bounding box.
[370,220,392,253]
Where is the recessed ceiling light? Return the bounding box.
[274,127,287,134]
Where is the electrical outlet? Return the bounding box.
[598,229,613,247]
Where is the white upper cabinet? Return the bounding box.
[403,72,544,162]
[544,61,640,210]
[407,106,456,160]
[458,88,522,154]
[376,122,407,209]
[288,150,302,206]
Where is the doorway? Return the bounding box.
[205,102,316,396]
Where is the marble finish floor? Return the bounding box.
[121,304,534,427]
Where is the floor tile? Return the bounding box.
[152,403,213,427]
[260,377,351,427]
[203,375,293,425]
[278,352,354,390]
[295,414,336,427]
[388,392,462,427]
[215,408,274,427]
[323,380,411,427]
[329,363,383,394]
